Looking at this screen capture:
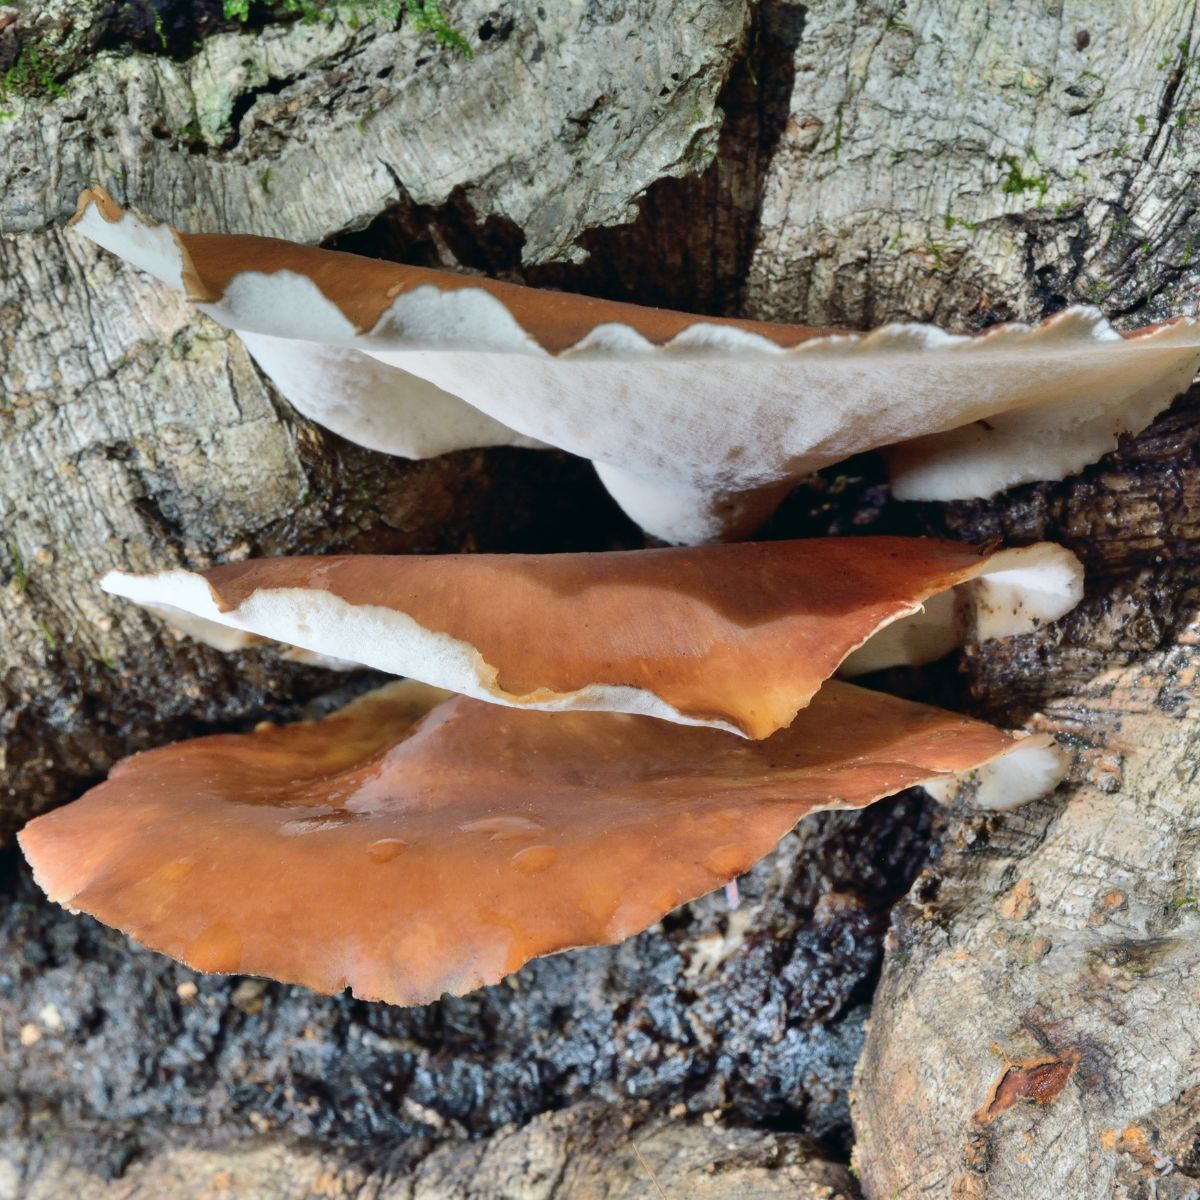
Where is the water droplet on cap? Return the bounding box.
[511,845,557,874]
[366,837,408,864]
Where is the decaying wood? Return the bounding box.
[0,1102,858,1200]
[852,616,1200,1198]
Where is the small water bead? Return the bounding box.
[366,837,408,864]
[511,845,557,874]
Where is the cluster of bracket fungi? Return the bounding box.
[17,189,1200,1006]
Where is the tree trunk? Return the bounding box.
[3,1,1199,1193]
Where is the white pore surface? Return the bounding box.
[363,307,1200,541]
[73,205,186,289]
[886,336,1200,500]
[922,737,1068,812]
[72,206,1200,543]
[236,330,539,458]
[839,542,1084,676]
[99,569,743,734]
[840,588,960,676]
[969,542,1085,641]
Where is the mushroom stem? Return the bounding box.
[592,463,794,545]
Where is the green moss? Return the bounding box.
[923,238,951,268]
[0,44,68,102]
[8,542,26,593]
[405,0,472,57]
[222,0,472,57]
[998,153,1049,202]
[1157,37,1191,72]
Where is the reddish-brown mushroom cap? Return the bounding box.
[18,680,1062,1006]
[102,537,1083,739]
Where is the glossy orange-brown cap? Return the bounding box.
[19,680,1056,1006]
[103,537,1076,740]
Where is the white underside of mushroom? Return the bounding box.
[235,331,541,458]
[921,736,1068,812]
[74,202,1200,544]
[100,543,1082,734]
[839,542,1084,675]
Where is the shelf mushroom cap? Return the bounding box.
[18,679,1065,1006]
[72,188,1200,543]
[101,537,1084,740]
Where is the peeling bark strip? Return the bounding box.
[975,1048,1081,1125]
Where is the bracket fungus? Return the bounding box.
[18,679,1065,1006]
[101,537,1084,739]
[73,189,1200,542]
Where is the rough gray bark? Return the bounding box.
[843,381,1200,1198]
[742,0,1200,331]
[853,625,1200,1199]
[0,1,748,263]
[1,1102,857,1200]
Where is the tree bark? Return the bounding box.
[853,613,1200,1199]
[845,392,1200,1200]
[0,1,747,263]
[2,1102,857,1200]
